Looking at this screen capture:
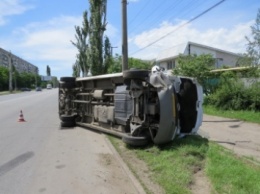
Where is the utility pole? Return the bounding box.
[122,0,128,71]
[110,46,118,56]
[8,51,13,93]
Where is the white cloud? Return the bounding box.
[0,15,119,77]
[0,0,34,25]
[0,15,81,77]
[1,12,254,78]
[105,23,118,39]
[129,20,254,60]
[14,16,81,60]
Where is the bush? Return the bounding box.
[246,81,260,110]
[204,78,260,111]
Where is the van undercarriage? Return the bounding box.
[58,69,203,146]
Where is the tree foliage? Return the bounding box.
[173,54,215,79]
[103,36,112,74]
[107,55,151,73]
[0,66,41,91]
[72,1,111,76]
[46,65,51,76]
[107,54,122,73]
[129,58,151,70]
[71,11,89,77]
[173,54,215,94]
[0,66,9,90]
[89,0,107,76]
[204,71,260,111]
[236,53,254,66]
[245,8,260,66]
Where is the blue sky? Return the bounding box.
[0,0,259,78]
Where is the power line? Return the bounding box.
[128,0,151,26]
[128,0,165,34]
[129,0,184,35]
[130,0,226,55]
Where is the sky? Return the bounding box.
[0,0,259,78]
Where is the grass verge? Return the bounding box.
[206,143,260,194]
[203,105,260,124]
[109,135,260,194]
[0,91,21,95]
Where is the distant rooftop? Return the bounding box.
[156,43,187,61]
[156,41,241,62]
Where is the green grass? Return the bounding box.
[0,90,21,95]
[109,136,260,194]
[133,136,209,194]
[203,105,260,124]
[206,143,260,194]
[0,91,10,95]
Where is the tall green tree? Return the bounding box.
[72,0,111,76]
[72,60,81,77]
[89,0,107,75]
[245,8,260,66]
[103,36,112,74]
[46,65,51,76]
[71,11,89,77]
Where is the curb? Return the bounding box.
[104,136,146,194]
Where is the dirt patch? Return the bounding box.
[190,168,212,194]
[97,152,138,194]
[98,153,129,183]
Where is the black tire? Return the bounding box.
[60,115,75,122]
[60,77,76,83]
[60,82,75,89]
[123,69,150,81]
[60,121,75,128]
[122,135,149,146]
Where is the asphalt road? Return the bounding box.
[0,89,144,194]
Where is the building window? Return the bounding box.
[167,60,175,69]
[215,58,223,68]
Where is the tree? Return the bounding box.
[103,36,112,74]
[8,52,13,92]
[72,0,110,76]
[128,58,151,70]
[108,54,122,73]
[107,55,151,73]
[236,53,254,66]
[12,65,19,90]
[18,72,35,88]
[46,65,51,76]
[173,54,215,80]
[245,8,260,66]
[89,0,107,75]
[71,11,89,77]
[173,54,215,94]
[0,66,9,91]
[72,60,81,77]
